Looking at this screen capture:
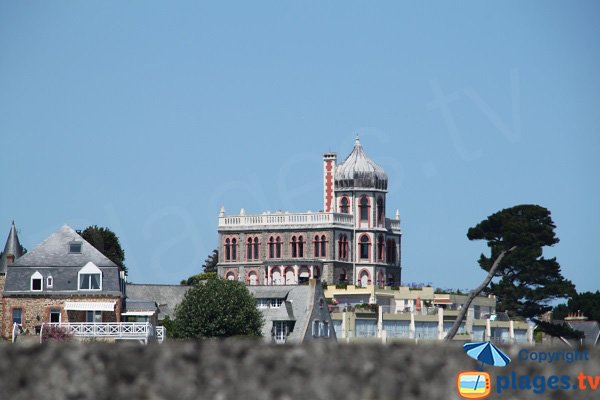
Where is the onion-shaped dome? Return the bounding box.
[335,137,388,190]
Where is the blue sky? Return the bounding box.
[1,1,599,295]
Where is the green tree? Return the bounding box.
[180,249,219,284]
[180,272,217,285]
[81,225,127,275]
[445,205,576,340]
[553,291,600,322]
[172,278,263,339]
[202,249,218,273]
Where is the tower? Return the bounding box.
[333,137,400,286]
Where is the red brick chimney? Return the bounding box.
[323,153,336,212]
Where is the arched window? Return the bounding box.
[387,239,397,264]
[360,235,370,260]
[275,237,282,258]
[338,234,348,260]
[247,238,253,261]
[268,237,275,258]
[359,196,369,222]
[376,197,384,226]
[291,236,297,258]
[378,271,385,287]
[359,269,370,286]
[253,237,259,260]
[340,197,349,213]
[377,235,385,261]
[225,238,231,261]
[299,266,310,284]
[247,271,258,286]
[231,238,237,261]
[320,235,326,258]
[271,267,282,285]
[314,235,320,257]
[285,267,296,285]
[387,272,395,286]
[298,236,304,258]
[226,271,235,281]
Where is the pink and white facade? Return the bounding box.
[217,138,402,286]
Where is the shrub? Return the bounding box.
[173,279,263,339]
[42,325,73,343]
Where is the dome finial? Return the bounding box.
[355,134,360,146]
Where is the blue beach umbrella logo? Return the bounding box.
[463,341,511,368]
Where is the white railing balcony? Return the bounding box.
[219,212,355,230]
[385,218,401,232]
[41,322,162,344]
[156,326,166,343]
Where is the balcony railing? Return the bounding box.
[40,322,163,344]
[156,326,166,343]
[219,212,355,229]
[385,218,401,231]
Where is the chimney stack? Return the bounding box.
[323,153,337,212]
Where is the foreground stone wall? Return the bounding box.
[0,341,598,400]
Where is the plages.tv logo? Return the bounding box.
[457,371,491,399]
[457,342,511,399]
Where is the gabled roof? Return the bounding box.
[0,221,25,274]
[566,320,600,346]
[126,284,191,320]
[11,225,117,268]
[249,285,315,342]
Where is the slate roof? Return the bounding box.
[126,284,191,320]
[4,266,122,295]
[248,285,314,342]
[250,286,292,299]
[12,225,117,268]
[566,320,600,346]
[0,221,25,274]
[125,300,158,312]
[4,225,122,296]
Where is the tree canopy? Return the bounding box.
[553,291,600,322]
[469,204,575,318]
[180,249,219,285]
[172,278,263,339]
[445,204,575,340]
[81,225,127,274]
[202,249,218,273]
[180,272,217,286]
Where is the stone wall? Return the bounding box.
[1,296,121,339]
[0,341,597,400]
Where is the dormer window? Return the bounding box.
[69,242,82,254]
[78,262,102,291]
[31,271,43,291]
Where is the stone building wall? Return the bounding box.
[1,296,122,339]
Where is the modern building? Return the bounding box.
[325,284,533,344]
[217,138,402,287]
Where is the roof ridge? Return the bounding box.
[12,225,117,268]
